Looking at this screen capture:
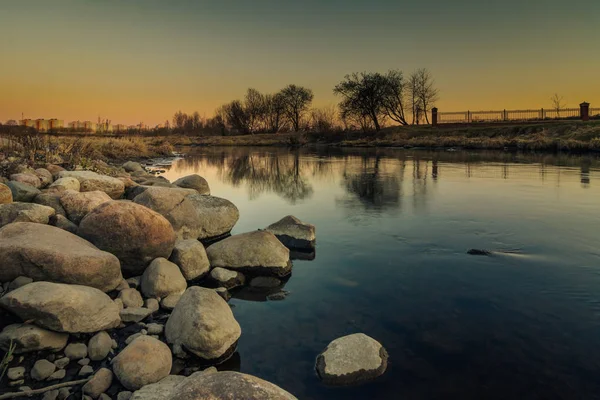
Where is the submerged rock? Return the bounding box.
[0,323,68,354]
[0,282,121,333]
[57,171,125,199]
[78,201,176,276]
[112,336,172,391]
[467,249,493,256]
[0,223,122,292]
[265,215,316,250]
[206,231,291,277]
[209,267,245,289]
[0,202,55,227]
[315,333,388,386]
[165,287,241,361]
[133,187,239,240]
[173,174,210,195]
[167,371,297,400]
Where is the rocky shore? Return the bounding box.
[0,158,388,399]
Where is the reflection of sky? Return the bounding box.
[160,148,600,399]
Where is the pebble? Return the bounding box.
[31,359,56,381]
[54,357,70,369]
[111,339,119,349]
[126,276,141,288]
[145,298,160,312]
[7,366,25,380]
[57,387,71,400]
[78,357,91,366]
[117,391,133,400]
[48,369,66,380]
[88,331,113,361]
[79,365,94,376]
[8,379,24,386]
[146,323,164,335]
[64,342,88,360]
[125,332,144,345]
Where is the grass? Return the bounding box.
[0,340,15,383]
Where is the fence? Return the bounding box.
[433,102,595,125]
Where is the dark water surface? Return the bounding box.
[162,147,600,400]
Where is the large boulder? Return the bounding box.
[169,239,210,281]
[60,190,111,224]
[10,173,42,188]
[133,187,239,240]
[206,231,291,277]
[33,193,66,216]
[0,203,55,227]
[78,201,177,276]
[131,375,186,400]
[112,336,172,391]
[173,174,210,195]
[315,333,388,386]
[168,371,297,400]
[7,181,41,202]
[0,282,121,333]
[165,287,240,361]
[0,323,68,354]
[265,215,316,250]
[0,223,122,292]
[57,171,125,199]
[140,258,187,299]
[0,183,13,204]
[48,177,80,193]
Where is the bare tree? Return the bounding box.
[280,85,314,132]
[334,72,388,131]
[408,72,420,124]
[223,100,250,134]
[245,88,266,133]
[381,69,409,126]
[413,68,439,124]
[310,105,339,132]
[550,93,566,118]
[264,92,286,133]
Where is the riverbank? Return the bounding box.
[164,120,600,152]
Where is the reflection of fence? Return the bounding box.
[437,108,581,124]
[432,102,596,125]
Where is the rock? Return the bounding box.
[6,181,41,202]
[165,287,240,361]
[160,293,182,310]
[206,231,291,277]
[118,288,144,308]
[42,390,59,400]
[88,331,112,361]
[116,279,130,291]
[65,343,88,360]
[7,366,25,380]
[31,359,56,381]
[10,173,42,188]
[145,298,159,313]
[78,358,91,366]
[57,171,125,199]
[8,276,33,291]
[0,182,13,204]
[209,267,245,289]
[79,365,94,376]
[126,276,141,289]
[146,323,164,335]
[35,168,54,188]
[83,368,113,399]
[250,276,282,288]
[265,215,316,249]
[78,201,176,276]
[120,307,152,323]
[18,386,32,392]
[0,324,68,354]
[48,177,80,192]
[267,292,288,301]
[118,177,138,191]
[168,371,297,400]
[0,202,55,227]
[117,392,133,400]
[34,193,66,216]
[130,375,185,400]
[123,161,145,173]
[125,333,143,345]
[140,258,187,299]
[50,214,78,233]
[46,164,66,178]
[112,336,172,391]
[8,380,24,387]
[173,174,210,195]
[0,282,121,333]
[0,223,122,292]
[114,298,124,310]
[133,187,239,240]
[60,190,111,225]
[214,287,231,301]
[57,387,70,399]
[54,357,70,369]
[169,240,210,281]
[48,369,66,380]
[315,333,388,386]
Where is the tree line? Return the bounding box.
[171,68,438,135]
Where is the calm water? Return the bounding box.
[161,147,600,400]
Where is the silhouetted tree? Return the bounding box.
[223,100,250,134]
[550,93,566,118]
[280,85,314,132]
[412,68,439,124]
[334,72,388,131]
[264,92,286,133]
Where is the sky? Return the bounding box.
[1,0,599,126]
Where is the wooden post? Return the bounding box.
[431,107,438,126]
[580,102,590,121]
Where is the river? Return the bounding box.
[160,147,600,400]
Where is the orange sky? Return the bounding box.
[1,0,599,126]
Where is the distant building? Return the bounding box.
[4,120,18,126]
[19,118,62,132]
[113,124,127,132]
[68,120,96,132]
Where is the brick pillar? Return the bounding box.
[580,102,590,121]
[432,107,438,126]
